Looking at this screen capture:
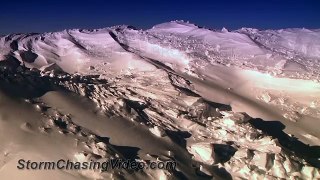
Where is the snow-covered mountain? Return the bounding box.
[1,21,320,78]
[0,21,319,179]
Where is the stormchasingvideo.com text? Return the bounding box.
[17,159,177,171]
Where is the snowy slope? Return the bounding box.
[0,21,320,179]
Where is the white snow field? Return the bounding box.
[0,21,319,179]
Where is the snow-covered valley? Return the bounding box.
[0,21,319,179]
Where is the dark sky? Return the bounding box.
[0,0,319,35]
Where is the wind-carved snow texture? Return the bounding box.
[0,21,320,179]
[0,65,319,179]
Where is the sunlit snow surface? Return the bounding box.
[0,21,319,179]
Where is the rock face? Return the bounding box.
[0,55,21,69]
[20,50,38,63]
